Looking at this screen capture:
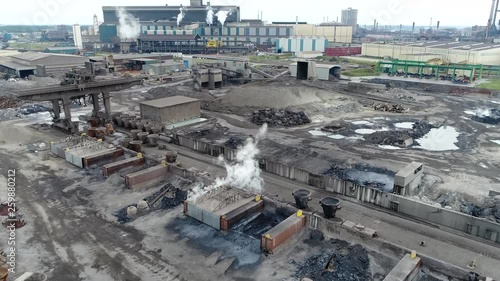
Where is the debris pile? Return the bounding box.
[471,109,500,124]
[251,108,311,127]
[362,120,434,147]
[0,96,22,109]
[364,131,412,146]
[85,165,106,182]
[144,183,188,209]
[321,125,346,133]
[292,239,371,281]
[20,104,50,115]
[409,121,436,139]
[324,163,395,192]
[437,192,500,222]
[373,103,408,113]
[225,136,245,149]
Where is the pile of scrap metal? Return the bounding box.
[0,201,27,229]
[373,103,408,113]
[61,67,95,86]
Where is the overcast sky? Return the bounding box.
[0,0,494,27]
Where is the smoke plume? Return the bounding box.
[177,6,187,26]
[188,124,268,202]
[206,6,214,25]
[115,7,140,40]
[216,10,233,26]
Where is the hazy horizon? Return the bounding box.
[0,0,495,27]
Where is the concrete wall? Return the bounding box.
[140,100,201,124]
[175,135,500,244]
[367,78,493,95]
[308,212,476,280]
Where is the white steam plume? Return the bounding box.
[216,9,233,26]
[177,6,187,27]
[115,7,140,40]
[206,6,214,25]
[188,124,268,202]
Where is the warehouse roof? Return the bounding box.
[89,53,174,62]
[0,52,88,70]
[45,47,79,51]
[140,96,199,108]
[369,41,500,51]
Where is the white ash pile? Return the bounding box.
[252,108,311,127]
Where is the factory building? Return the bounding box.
[140,96,201,124]
[99,4,353,52]
[73,24,83,49]
[362,41,500,65]
[341,8,358,33]
[276,37,328,53]
[102,4,240,25]
[44,47,80,55]
[0,52,89,78]
[273,23,353,43]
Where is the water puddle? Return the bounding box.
[309,129,330,136]
[416,126,459,151]
[355,129,376,135]
[394,122,414,129]
[328,134,346,140]
[378,145,402,150]
[351,121,373,126]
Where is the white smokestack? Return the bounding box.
[188,124,268,202]
[206,6,214,25]
[115,7,140,40]
[177,6,187,27]
[216,9,233,26]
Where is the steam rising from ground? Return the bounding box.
[115,7,140,40]
[206,6,214,25]
[189,124,268,202]
[216,10,233,26]
[177,6,187,26]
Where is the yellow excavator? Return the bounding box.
[206,40,223,48]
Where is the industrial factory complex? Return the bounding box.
[2,1,500,281]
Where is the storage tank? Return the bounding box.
[292,189,311,209]
[319,197,340,218]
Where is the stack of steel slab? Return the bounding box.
[103,157,145,177]
[124,165,168,190]
[83,148,123,168]
[261,213,306,253]
[220,199,264,231]
[184,194,256,230]
[65,145,116,168]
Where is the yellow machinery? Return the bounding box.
[206,40,223,48]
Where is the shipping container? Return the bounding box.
[103,157,145,177]
[261,214,306,253]
[220,200,264,231]
[324,47,362,57]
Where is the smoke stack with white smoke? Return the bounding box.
[188,124,268,203]
[115,7,140,40]
[177,6,187,27]
[206,6,214,25]
[216,9,233,26]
